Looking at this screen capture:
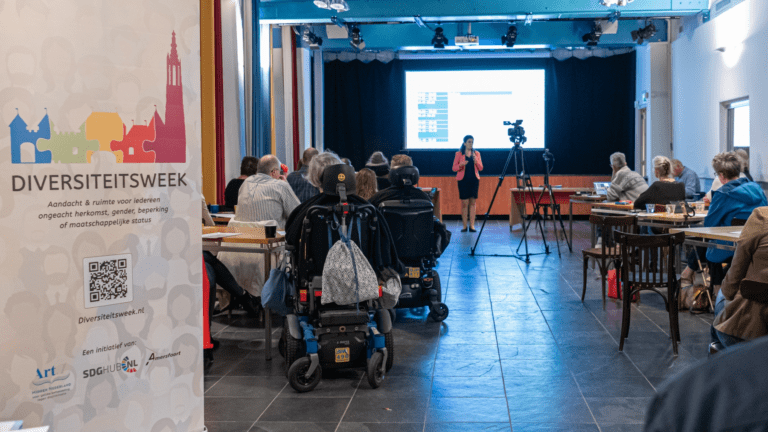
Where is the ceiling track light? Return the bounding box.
[349,26,365,50]
[502,25,518,48]
[432,27,448,49]
[582,23,603,47]
[330,0,349,12]
[631,22,657,45]
[313,0,331,10]
[600,0,634,6]
[302,27,323,49]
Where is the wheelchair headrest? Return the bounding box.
[389,166,420,188]
[321,164,356,198]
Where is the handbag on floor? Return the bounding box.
[679,285,711,314]
[607,269,638,302]
[261,252,294,316]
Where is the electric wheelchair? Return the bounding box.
[279,164,395,392]
[375,166,449,322]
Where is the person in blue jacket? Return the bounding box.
[682,152,767,285]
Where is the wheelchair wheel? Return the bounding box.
[429,303,449,322]
[385,331,394,371]
[366,351,385,389]
[388,308,396,325]
[278,331,286,358]
[285,329,302,370]
[432,272,442,302]
[288,357,322,393]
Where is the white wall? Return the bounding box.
[221,0,247,181]
[635,42,673,182]
[672,0,767,180]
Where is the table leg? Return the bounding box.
[264,249,273,361]
[569,201,573,247]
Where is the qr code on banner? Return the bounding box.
[83,254,133,309]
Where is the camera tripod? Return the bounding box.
[470,140,549,263]
[518,150,573,257]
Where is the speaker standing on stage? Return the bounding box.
[453,135,483,232]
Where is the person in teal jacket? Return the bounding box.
[705,153,767,263]
[682,152,767,286]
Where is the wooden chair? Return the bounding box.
[582,215,637,309]
[616,231,686,355]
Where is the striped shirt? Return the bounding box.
[236,173,300,229]
[287,165,319,203]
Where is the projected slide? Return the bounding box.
[405,70,545,150]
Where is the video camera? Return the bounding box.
[504,120,527,144]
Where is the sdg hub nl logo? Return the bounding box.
[83,355,139,378]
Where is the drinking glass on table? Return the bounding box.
[665,204,675,214]
[645,204,655,213]
[695,202,705,213]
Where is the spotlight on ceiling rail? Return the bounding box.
[432,27,449,49]
[329,0,349,12]
[502,25,518,48]
[302,28,323,49]
[313,0,331,10]
[631,22,657,45]
[600,0,634,6]
[349,26,365,50]
[582,23,603,47]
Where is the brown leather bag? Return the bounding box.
[679,285,711,314]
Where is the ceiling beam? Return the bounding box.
[259,0,708,24]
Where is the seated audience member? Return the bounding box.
[366,151,391,190]
[355,168,378,201]
[709,206,768,352]
[682,152,768,285]
[285,151,401,271]
[287,148,320,203]
[705,152,748,202]
[633,156,686,210]
[607,152,648,202]
[201,199,261,319]
[224,156,258,211]
[644,334,768,431]
[341,158,353,167]
[736,148,753,181]
[236,154,300,229]
[369,154,431,206]
[672,158,701,198]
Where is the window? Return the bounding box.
[727,98,749,150]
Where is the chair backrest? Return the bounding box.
[389,166,420,188]
[298,201,377,280]
[731,217,748,227]
[615,231,685,290]
[378,199,434,261]
[739,280,768,304]
[321,164,356,199]
[589,214,637,252]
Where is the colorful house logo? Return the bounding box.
[9,32,186,164]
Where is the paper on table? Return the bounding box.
[212,213,236,219]
[202,232,243,239]
[0,421,24,432]
[277,231,286,236]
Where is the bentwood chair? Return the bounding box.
[616,231,686,355]
[582,215,637,309]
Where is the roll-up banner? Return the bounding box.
[0,1,204,430]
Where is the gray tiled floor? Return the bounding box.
[204,220,714,431]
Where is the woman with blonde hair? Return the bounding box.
[355,168,378,201]
[633,156,685,210]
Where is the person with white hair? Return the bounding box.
[606,152,648,202]
[633,156,686,210]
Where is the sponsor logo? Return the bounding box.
[83,355,140,378]
[144,350,182,366]
[122,356,138,373]
[31,364,74,401]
